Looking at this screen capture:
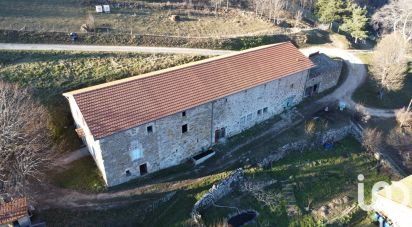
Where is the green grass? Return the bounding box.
[52,156,106,193]
[352,53,412,109]
[38,171,231,226]
[201,137,391,226]
[0,50,206,151]
[331,33,350,49]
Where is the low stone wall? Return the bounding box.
[0,29,310,49]
[259,123,357,168]
[351,122,406,178]
[191,168,244,223]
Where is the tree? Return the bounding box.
[304,120,316,138]
[294,9,303,27]
[370,32,410,96]
[396,99,412,128]
[211,0,223,14]
[0,82,53,196]
[269,0,286,24]
[315,0,345,28]
[371,0,412,41]
[340,2,368,43]
[362,128,383,153]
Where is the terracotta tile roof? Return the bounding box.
[0,197,28,224]
[64,42,314,139]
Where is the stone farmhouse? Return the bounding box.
[63,42,342,186]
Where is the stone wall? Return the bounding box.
[212,70,308,140]
[306,53,343,95]
[99,102,213,186]
[259,123,357,168]
[191,169,244,223]
[96,69,309,186]
[66,96,108,183]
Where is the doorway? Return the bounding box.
[214,127,226,143]
[139,163,148,175]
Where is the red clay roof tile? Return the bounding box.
[0,197,28,224]
[64,42,314,139]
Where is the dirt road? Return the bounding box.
[301,47,398,118]
[0,43,235,56]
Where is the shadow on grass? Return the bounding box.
[352,58,412,109]
[51,156,106,193]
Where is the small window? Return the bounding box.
[139,163,148,175]
[182,124,188,133]
[125,170,131,177]
[290,83,294,89]
[257,109,262,115]
[147,126,153,134]
[182,111,186,117]
[263,107,268,113]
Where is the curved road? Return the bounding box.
[9,43,398,209]
[301,47,398,118]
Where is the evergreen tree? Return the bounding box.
[315,0,345,28]
[340,2,369,43]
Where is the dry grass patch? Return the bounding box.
[0,0,276,37]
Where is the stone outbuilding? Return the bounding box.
[305,52,343,97]
[62,42,338,186]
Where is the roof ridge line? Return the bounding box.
[63,42,290,97]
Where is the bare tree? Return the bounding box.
[387,126,410,147]
[362,128,384,153]
[371,0,412,41]
[396,106,412,128]
[354,103,371,123]
[211,0,223,14]
[86,13,95,32]
[241,181,281,210]
[393,0,412,41]
[270,0,286,24]
[304,120,316,137]
[370,33,410,96]
[294,9,303,27]
[0,82,53,196]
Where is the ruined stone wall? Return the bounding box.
[259,123,356,168]
[212,70,309,139]
[191,169,244,223]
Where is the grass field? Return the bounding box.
[35,108,392,226]
[0,50,206,150]
[0,0,276,37]
[200,137,389,226]
[352,53,412,109]
[52,156,106,193]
